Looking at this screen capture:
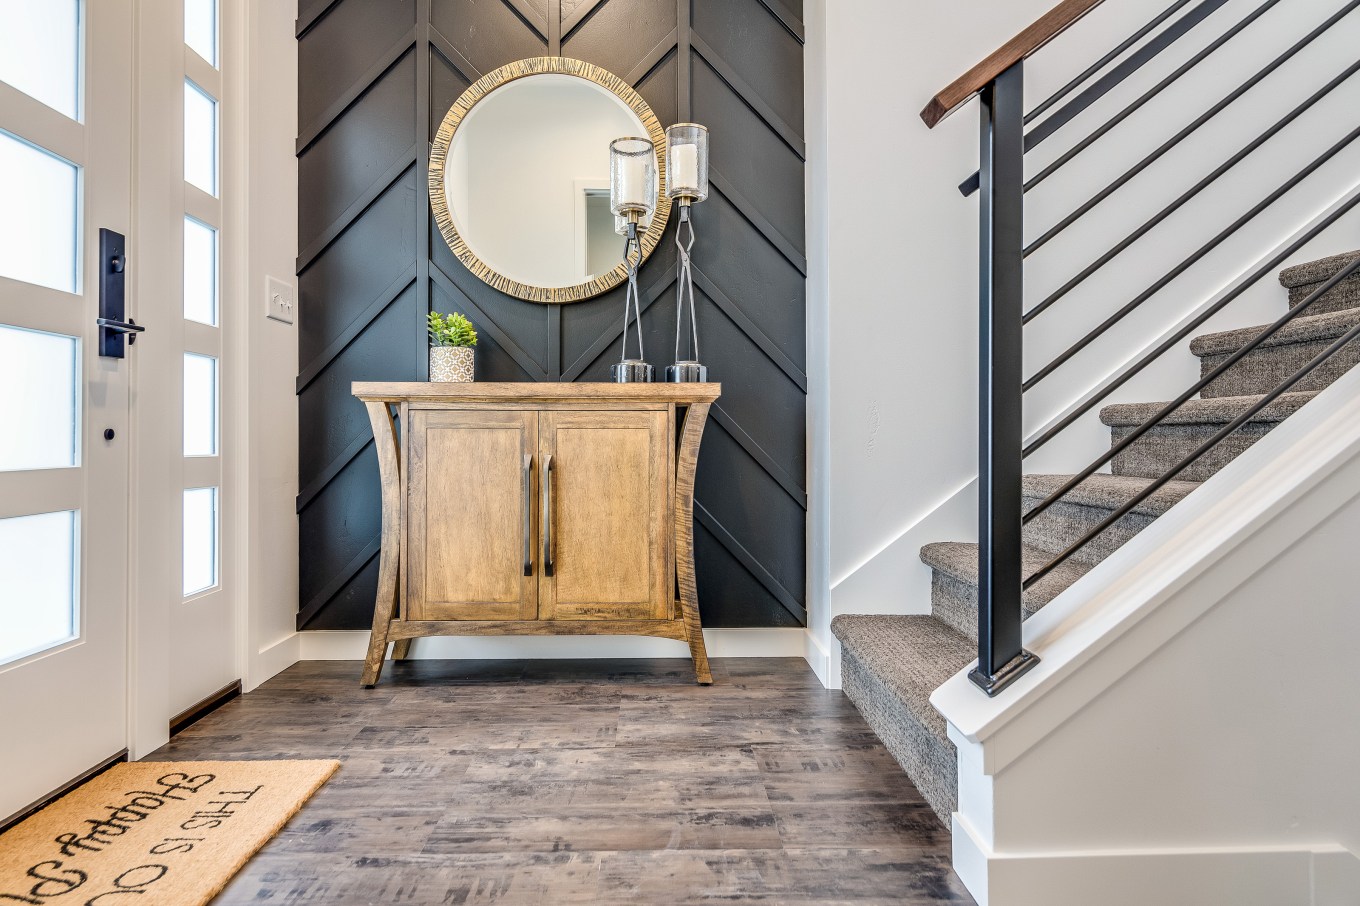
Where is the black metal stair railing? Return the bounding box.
[948,0,1360,696]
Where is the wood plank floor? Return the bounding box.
[145,657,975,904]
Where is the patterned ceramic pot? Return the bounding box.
[430,345,474,382]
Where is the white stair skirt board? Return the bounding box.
[298,627,809,661]
[952,811,1360,906]
[933,361,1360,906]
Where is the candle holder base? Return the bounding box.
[665,361,708,383]
[611,360,654,383]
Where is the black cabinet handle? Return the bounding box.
[542,453,554,577]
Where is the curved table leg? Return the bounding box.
[360,401,402,687]
[676,403,713,685]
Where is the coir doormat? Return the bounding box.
[0,760,339,905]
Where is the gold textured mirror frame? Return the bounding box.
[429,57,671,304]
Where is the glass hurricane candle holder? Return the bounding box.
[610,137,657,218]
[665,123,709,203]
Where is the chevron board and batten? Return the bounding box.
[294,0,807,633]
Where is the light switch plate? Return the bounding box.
[266,276,295,324]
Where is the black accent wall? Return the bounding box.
[295,0,807,630]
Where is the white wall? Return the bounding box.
[233,0,300,689]
[807,0,1360,687]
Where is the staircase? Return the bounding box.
[832,251,1360,824]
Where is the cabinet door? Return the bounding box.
[407,409,538,621]
[539,410,671,620]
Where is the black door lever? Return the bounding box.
[96,317,145,341]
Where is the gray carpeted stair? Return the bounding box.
[832,249,1360,826]
[1101,392,1317,481]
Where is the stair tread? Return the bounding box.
[921,540,1092,610]
[830,614,973,742]
[1189,307,1360,357]
[1022,472,1200,517]
[1279,248,1360,288]
[1100,391,1317,427]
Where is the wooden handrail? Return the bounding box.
[920,0,1107,128]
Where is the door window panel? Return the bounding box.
[184,0,217,67]
[183,216,217,325]
[0,0,80,120]
[183,80,217,196]
[0,325,78,472]
[0,510,78,665]
[183,487,217,595]
[0,131,79,293]
[183,353,217,456]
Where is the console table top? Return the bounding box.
[353,381,721,405]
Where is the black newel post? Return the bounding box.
[971,60,1039,697]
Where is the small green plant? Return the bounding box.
[427,310,478,347]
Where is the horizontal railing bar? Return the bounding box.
[1023,59,1360,324]
[1021,254,1360,525]
[961,0,1224,197]
[1025,2,1360,257]
[1022,122,1360,389]
[1022,188,1360,458]
[1022,0,1282,195]
[1025,0,1195,125]
[1024,275,1360,589]
[1022,0,1229,151]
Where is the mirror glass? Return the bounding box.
[439,71,660,296]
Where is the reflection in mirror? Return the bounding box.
[444,74,651,290]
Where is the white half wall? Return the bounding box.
[935,363,1360,905]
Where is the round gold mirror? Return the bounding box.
[429,57,671,304]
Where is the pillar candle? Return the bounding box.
[618,155,647,207]
[671,144,699,190]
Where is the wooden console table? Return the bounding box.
[353,382,721,686]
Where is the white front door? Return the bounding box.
[0,0,135,819]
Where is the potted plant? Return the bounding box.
[427,310,478,382]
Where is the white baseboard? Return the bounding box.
[298,627,809,661]
[952,813,1360,906]
[803,627,831,687]
[246,633,300,691]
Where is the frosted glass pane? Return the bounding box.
[0,131,79,293]
[183,487,217,596]
[184,80,217,196]
[185,0,217,67]
[184,217,217,325]
[0,0,79,119]
[184,353,217,456]
[0,510,78,665]
[0,325,78,471]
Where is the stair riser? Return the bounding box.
[1110,422,1276,482]
[930,570,1044,640]
[1022,498,1158,565]
[1287,272,1360,315]
[931,572,979,640]
[1198,337,1360,398]
[842,650,956,826]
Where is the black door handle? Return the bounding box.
[96,317,145,345]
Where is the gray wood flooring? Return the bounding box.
[145,657,975,904]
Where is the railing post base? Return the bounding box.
[968,648,1040,698]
